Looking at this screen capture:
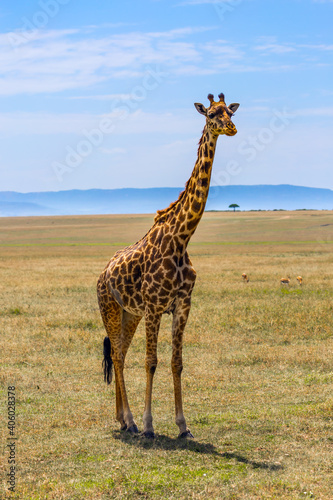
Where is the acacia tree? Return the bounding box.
[229,203,240,212]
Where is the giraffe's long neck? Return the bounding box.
[174,124,218,245]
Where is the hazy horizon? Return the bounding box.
[1,184,333,218]
[1,182,333,196]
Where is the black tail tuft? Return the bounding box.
[102,336,113,384]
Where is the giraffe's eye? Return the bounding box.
[207,112,215,119]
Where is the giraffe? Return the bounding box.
[97,93,240,439]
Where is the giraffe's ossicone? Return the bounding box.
[97,93,240,438]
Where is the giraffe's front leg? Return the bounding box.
[142,307,162,438]
[172,292,194,439]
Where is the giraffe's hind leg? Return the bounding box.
[98,286,141,432]
[116,310,142,430]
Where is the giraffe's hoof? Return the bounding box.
[127,424,139,434]
[178,429,194,439]
[141,430,155,439]
[120,423,127,431]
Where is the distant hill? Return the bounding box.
[0,201,58,217]
[0,185,332,217]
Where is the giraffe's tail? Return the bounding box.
[102,336,113,384]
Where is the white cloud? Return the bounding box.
[299,43,333,51]
[254,36,333,56]
[0,112,97,134]
[179,0,238,4]
[147,26,216,37]
[0,26,330,98]
[2,26,317,98]
[99,147,126,155]
[0,109,199,136]
[203,39,244,59]
[172,65,217,75]
[69,94,133,101]
[254,43,296,54]
[0,27,210,96]
[295,107,333,117]
[240,106,271,113]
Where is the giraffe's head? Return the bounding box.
[194,93,239,136]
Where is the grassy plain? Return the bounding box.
[1,210,333,499]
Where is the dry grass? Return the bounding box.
[1,211,333,499]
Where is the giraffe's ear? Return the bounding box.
[194,103,207,116]
[228,103,240,115]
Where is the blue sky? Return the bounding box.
[0,0,333,193]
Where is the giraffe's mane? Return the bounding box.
[153,182,188,223]
[153,131,205,223]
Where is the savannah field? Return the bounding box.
[1,210,333,499]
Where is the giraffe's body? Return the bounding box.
[97,93,239,438]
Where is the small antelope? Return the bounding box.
[297,276,303,285]
[280,277,290,285]
[242,273,249,282]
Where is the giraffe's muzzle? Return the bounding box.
[225,125,237,136]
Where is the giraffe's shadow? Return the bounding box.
[112,431,283,471]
